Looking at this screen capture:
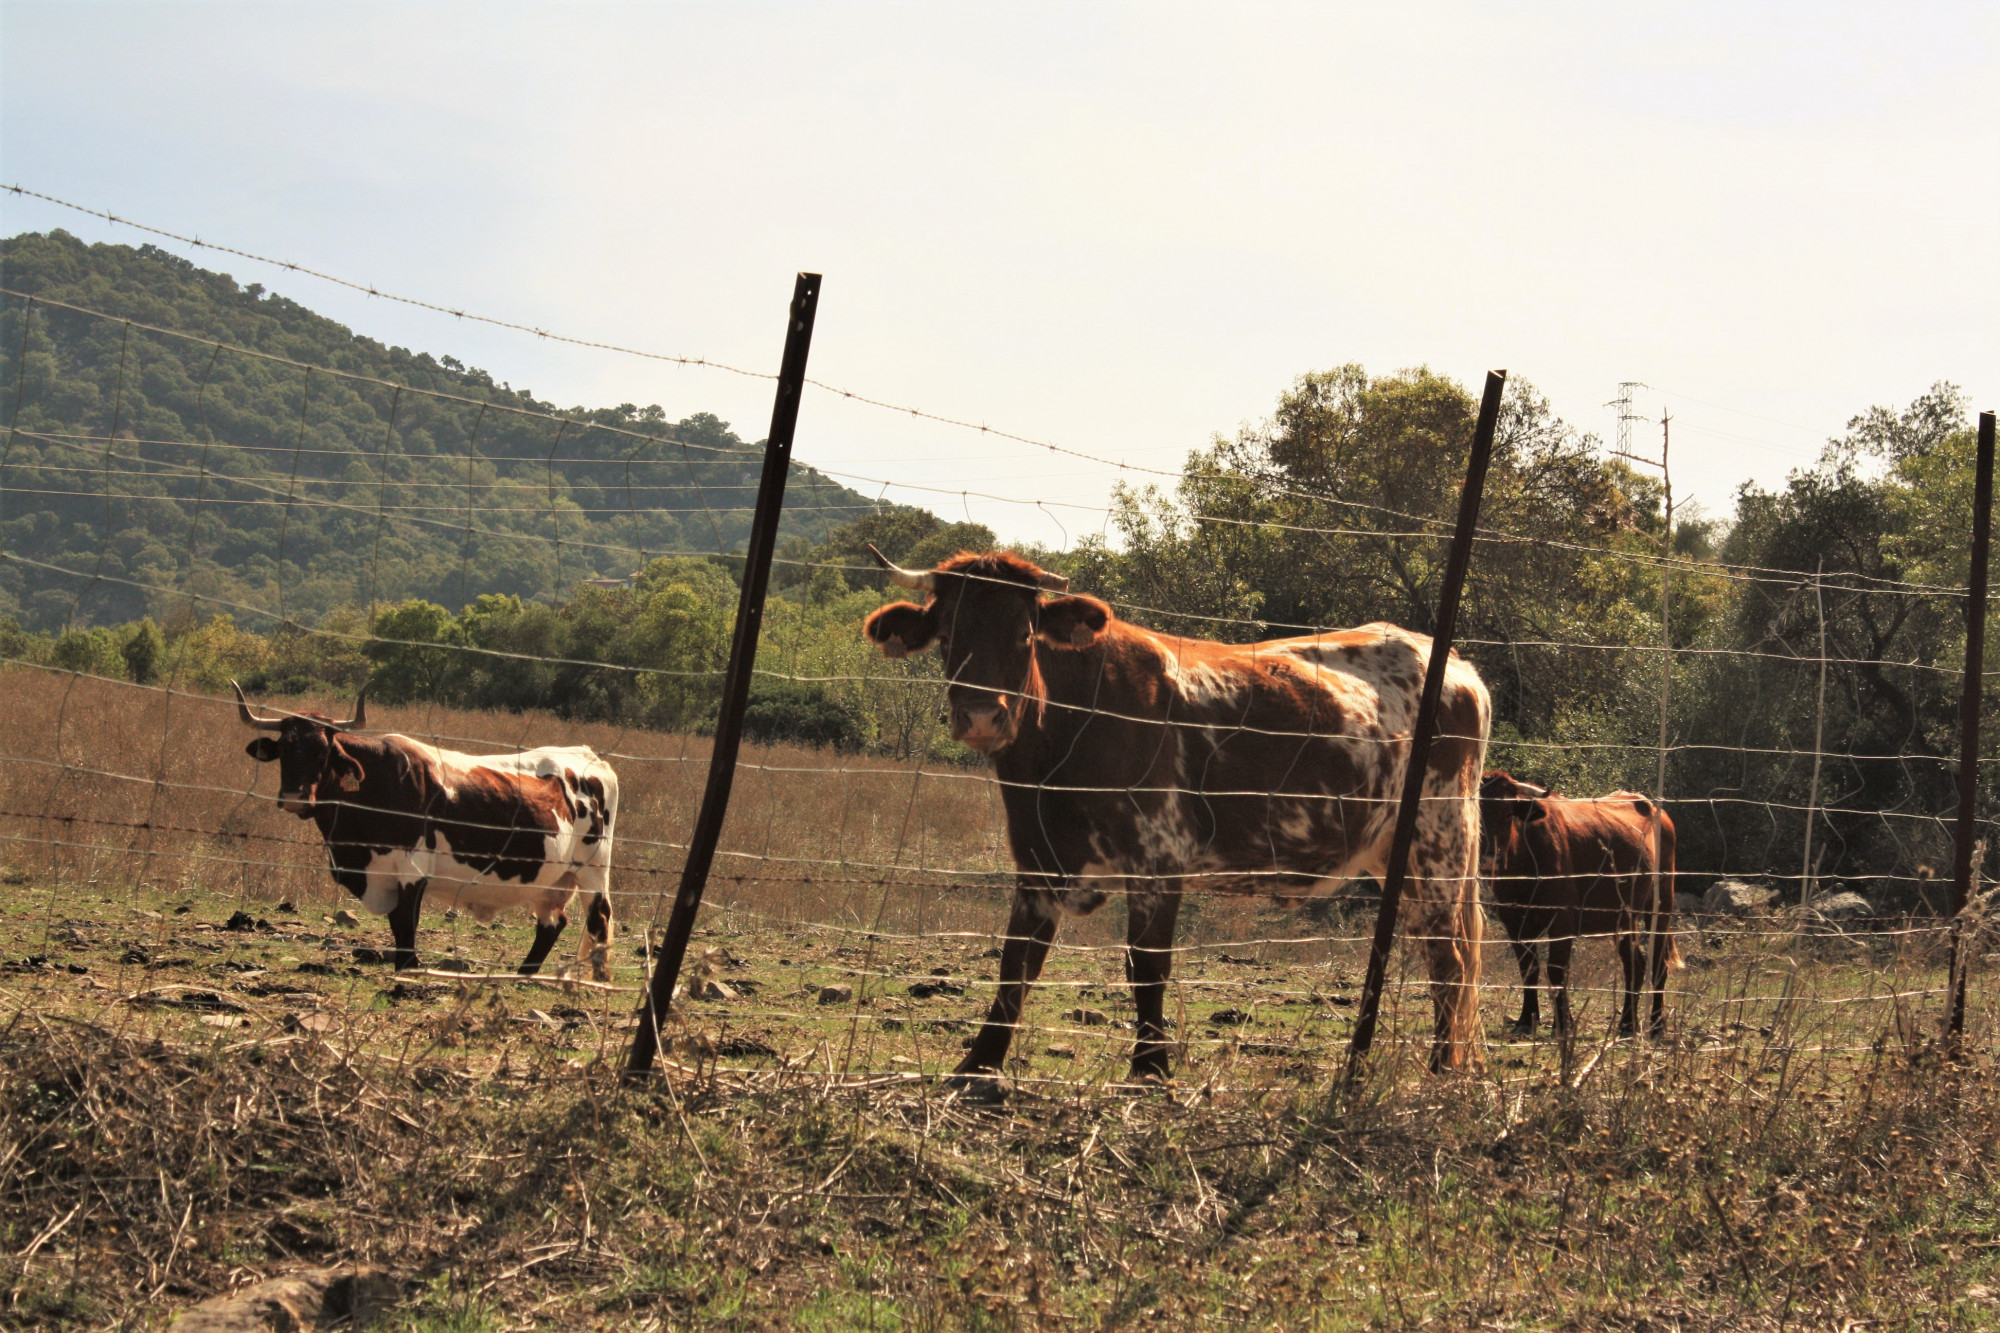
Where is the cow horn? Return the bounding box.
[329,684,368,732]
[866,543,934,592]
[232,680,285,730]
[1036,569,1070,593]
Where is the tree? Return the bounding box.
[364,600,459,703]
[120,617,163,684]
[1080,365,1685,792]
[1674,385,1975,902]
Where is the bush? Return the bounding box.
[741,680,866,752]
[120,617,163,684]
[50,626,123,678]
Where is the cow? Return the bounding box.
[235,683,619,982]
[1478,770,1681,1039]
[861,546,1492,1091]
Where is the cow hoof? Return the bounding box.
[1507,1021,1537,1040]
[942,1072,1005,1105]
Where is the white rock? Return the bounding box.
[1702,880,1778,916]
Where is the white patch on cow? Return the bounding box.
[1162,656,1242,706]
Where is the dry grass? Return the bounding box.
[6,667,2000,1329]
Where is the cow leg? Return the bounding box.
[1125,883,1183,1082]
[951,885,1059,1091]
[1645,915,1672,1039]
[1508,935,1542,1036]
[1404,869,1484,1072]
[582,891,614,984]
[519,912,568,977]
[387,880,426,971]
[1546,933,1576,1040]
[1615,930,1643,1038]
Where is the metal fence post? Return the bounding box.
[1947,409,1997,1043]
[628,272,822,1078]
[1346,369,1506,1069]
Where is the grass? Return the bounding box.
[6,669,2000,1328]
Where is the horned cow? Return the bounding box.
[236,684,618,981]
[862,546,1492,1091]
[1479,770,1680,1039]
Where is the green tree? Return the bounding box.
[120,617,163,684]
[365,599,459,704]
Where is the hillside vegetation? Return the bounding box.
[0,229,879,629]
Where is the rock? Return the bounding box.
[1807,890,1875,922]
[332,910,361,928]
[169,1264,397,1331]
[1046,1043,1077,1059]
[694,978,737,1000]
[1061,1007,1111,1026]
[1702,880,1778,917]
[275,900,296,914]
[1207,1008,1254,1026]
[223,910,258,932]
[817,984,854,1005]
[907,979,965,999]
[283,1011,337,1034]
[1675,892,1705,919]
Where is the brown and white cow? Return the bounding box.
[1478,771,1680,1039]
[236,683,618,981]
[862,547,1491,1088]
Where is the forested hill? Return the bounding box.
[0,229,886,631]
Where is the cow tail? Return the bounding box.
[1658,815,1683,971]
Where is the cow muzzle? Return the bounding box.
[950,697,1016,753]
[277,789,315,817]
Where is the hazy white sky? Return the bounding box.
[2,2,1994,549]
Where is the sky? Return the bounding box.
[1,2,1995,551]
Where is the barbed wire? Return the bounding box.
[3,206,1993,1098]
[0,282,1972,599]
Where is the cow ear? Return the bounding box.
[1521,798,1549,822]
[1036,594,1110,649]
[864,601,939,659]
[330,740,366,792]
[246,737,281,763]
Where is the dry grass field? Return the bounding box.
[7,669,2000,1330]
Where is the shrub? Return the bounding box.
[741,680,866,752]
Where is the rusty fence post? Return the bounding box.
[628,272,821,1078]
[1947,409,1997,1044]
[1346,369,1506,1070]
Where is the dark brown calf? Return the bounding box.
[1479,771,1681,1039]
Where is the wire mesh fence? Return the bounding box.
[1,223,1995,1116]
